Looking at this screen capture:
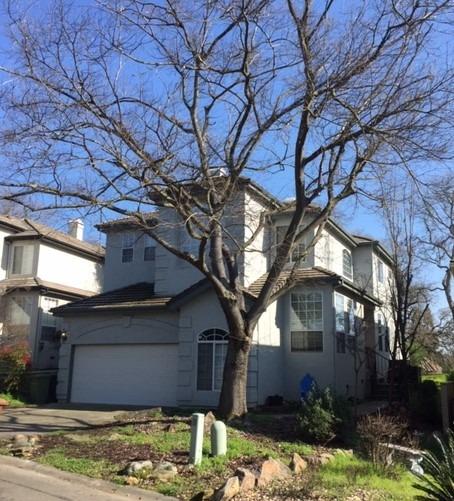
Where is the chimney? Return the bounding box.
[68,219,84,240]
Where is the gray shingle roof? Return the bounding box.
[52,282,172,315]
[0,277,94,298]
[0,215,104,260]
[247,266,339,298]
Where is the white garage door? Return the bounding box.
[71,344,178,406]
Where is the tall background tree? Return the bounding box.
[0,0,453,418]
[419,176,454,322]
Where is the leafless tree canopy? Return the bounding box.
[418,176,454,321]
[0,0,452,417]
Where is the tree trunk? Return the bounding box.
[217,327,251,420]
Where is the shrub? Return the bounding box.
[297,386,351,444]
[357,413,408,470]
[0,342,31,393]
[414,430,454,501]
[447,371,454,382]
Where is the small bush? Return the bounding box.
[0,342,31,394]
[447,371,454,382]
[297,386,351,444]
[357,413,408,470]
[414,430,454,501]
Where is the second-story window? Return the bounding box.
[143,234,156,261]
[342,249,353,280]
[11,244,34,276]
[122,232,134,263]
[377,259,385,283]
[275,226,306,264]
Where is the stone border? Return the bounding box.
[0,455,177,501]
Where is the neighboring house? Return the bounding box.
[54,178,394,408]
[0,215,104,370]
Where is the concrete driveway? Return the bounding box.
[0,455,176,500]
[0,404,125,438]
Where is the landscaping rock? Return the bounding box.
[151,461,178,482]
[211,476,240,501]
[204,411,216,433]
[190,488,215,501]
[290,453,308,474]
[13,434,29,448]
[126,460,154,476]
[163,423,177,433]
[306,453,334,466]
[257,458,292,487]
[0,398,9,411]
[235,467,256,492]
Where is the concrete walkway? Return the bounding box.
[0,405,125,437]
[0,455,176,500]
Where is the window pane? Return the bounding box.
[12,246,23,274]
[144,246,155,261]
[291,331,323,352]
[197,344,213,390]
[214,343,228,391]
[291,292,323,330]
[335,294,344,332]
[12,245,34,275]
[336,332,346,353]
[122,248,133,263]
[343,250,352,279]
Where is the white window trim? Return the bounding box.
[10,243,35,277]
[275,226,307,264]
[342,249,353,280]
[290,291,324,352]
[121,232,135,263]
[197,328,229,392]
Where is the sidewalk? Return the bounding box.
[0,455,176,501]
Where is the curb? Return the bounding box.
[0,454,178,500]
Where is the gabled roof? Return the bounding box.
[248,266,381,306]
[0,214,104,261]
[0,277,94,299]
[352,234,393,266]
[52,282,172,315]
[96,213,157,233]
[247,267,339,297]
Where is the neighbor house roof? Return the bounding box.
[52,282,172,315]
[0,214,104,261]
[0,277,94,299]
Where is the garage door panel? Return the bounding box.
[71,344,178,406]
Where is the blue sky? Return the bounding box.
[0,0,451,315]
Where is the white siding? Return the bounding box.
[36,243,102,293]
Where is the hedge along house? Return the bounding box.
[0,215,104,375]
[53,178,394,408]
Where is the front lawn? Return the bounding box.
[0,410,421,500]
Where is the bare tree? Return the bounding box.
[379,182,434,397]
[419,176,454,321]
[0,0,453,418]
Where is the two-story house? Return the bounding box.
[53,178,393,408]
[0,215,104,370]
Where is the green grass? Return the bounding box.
[38,449,118,478]
[422,374,448,385]
[0,393,28,408]
[316,454,419,500]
